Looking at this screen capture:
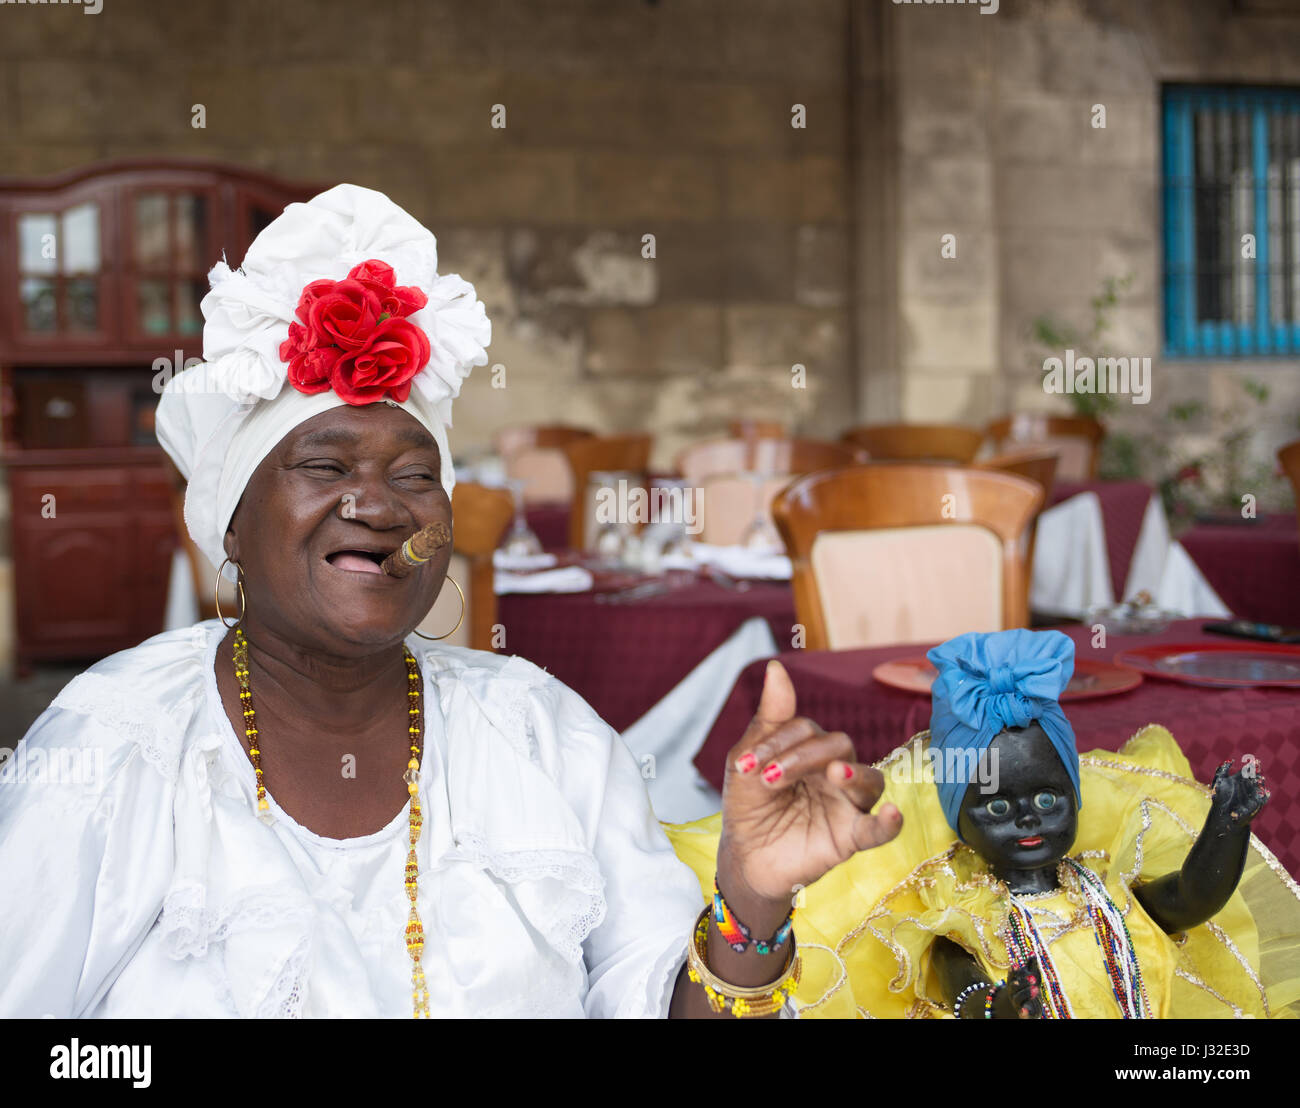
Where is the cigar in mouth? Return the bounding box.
[380,522,451,578]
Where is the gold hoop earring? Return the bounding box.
[413,575,465,641]
[214,558,247,629]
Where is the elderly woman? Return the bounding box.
[0,185,901,1018]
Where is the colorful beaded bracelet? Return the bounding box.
[954,979,992,1019]
[712,877,796,955]
[984,981,1004,1019]
[686,907,801,1018]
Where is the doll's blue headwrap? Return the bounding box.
[926,629,1081,834]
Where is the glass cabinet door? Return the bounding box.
[16,201,103,338]
[129,188,212,340]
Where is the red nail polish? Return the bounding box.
[762,762,783,783]
[736,752,758,774]
[842,764,854,780]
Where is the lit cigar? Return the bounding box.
[380,522,451,578]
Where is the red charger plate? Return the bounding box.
[1111,641,1300,688]
[872,657,1143,700]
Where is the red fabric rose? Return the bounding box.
[278,259,431,403]
[348,260,428,319]
[307,279,384,351]
[333,318,431,404]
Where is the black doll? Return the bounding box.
[931,721,1269,1018]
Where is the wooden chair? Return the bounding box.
[1278,439,1300,541]
[728,419,787,440]
[841,423,985,465]
[976,447,1061,572]
[772,463,1044,650]
[677,438,865,546]
[416,481,515,651]
[493,424,595,504]
[986,414,1105,481]
[677,437,862,484]
[561,432,653,550]
[976,447,1060,503]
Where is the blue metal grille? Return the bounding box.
[1163,85,1300,357]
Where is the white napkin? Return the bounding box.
[494,566,594,594]
[493,550,558,571]
[664,543,792,580]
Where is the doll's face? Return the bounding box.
[957,723,1078,887]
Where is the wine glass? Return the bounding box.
[501,478,544,558]
[739,471,783,552]
[588,470,629,565]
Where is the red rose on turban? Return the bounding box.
[348,259,429,319]
[333,318,432,404]
[279,259,431,403]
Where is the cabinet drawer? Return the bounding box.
[10,468,132,515]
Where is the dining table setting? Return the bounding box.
[488,473,1300,875]
[156,445,1300,875]
[692,617,1300,876]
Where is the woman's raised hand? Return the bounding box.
[717,660,904,905]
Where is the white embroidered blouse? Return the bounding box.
[0,620,705,1018]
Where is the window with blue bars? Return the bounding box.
[1163,85,1300,357]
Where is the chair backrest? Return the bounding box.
[677,437,862,484]
[772,463,1043,650]
[728,418,787,440]
[494,424,595,504]
[841,423,985,465]
[416,481,514,651]
[986,414,1104,481]
[975,447,1060,572]
[1278,439,1300,541]
[976,447,1060,503]
[560,433,653,550]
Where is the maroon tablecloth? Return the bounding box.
[1180,514,1300,627]
[1051,479,1154,598]
[522,502,571,552]
[499,580,796,733]
[696,620,1300,876]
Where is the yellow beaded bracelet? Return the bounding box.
[685,906,801,1017]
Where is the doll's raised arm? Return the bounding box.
[1134,761,1268,934]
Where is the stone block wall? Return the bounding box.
[0,0,859,473]
[886,0,1300,488]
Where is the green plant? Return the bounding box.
[1154,378,1295,529]
[1028,274,1135,420]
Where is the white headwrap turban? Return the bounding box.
[155,183,490,572]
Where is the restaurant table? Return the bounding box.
[499,575,797,821]
[498,578,796,734]
[696,619,1300,876]
[1180,514,1300,627]
[523,502,571,552]
[1050,479,1155,599]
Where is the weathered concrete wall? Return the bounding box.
[0,0,857,472]
[887,0,1300,489]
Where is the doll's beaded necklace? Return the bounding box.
[1003,858,1151,1019]
[233,628,431,1018]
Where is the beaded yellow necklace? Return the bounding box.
[233,628,431,1018]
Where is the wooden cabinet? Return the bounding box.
[0,160,315,668]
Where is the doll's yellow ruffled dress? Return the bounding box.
[665,725,1300,1019]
